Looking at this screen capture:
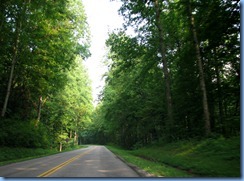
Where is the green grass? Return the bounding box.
[0,145,87,166]
[107,136,240,177]
[107,145,193,177]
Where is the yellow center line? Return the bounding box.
[38,147,96,177]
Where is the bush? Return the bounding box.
[0,147,58,163]
[0,118,51,148]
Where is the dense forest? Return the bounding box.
[0,0,93,151]
[84,0,240,149]
[0,0,240,152]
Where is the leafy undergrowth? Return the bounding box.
[0,145,86,166]
[107,136,240,177]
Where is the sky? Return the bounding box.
[82,0,124,105]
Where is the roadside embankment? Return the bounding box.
[107,136,240,177]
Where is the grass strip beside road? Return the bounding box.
[106,145,193,177]
[130,136,240,177]
[107,136,240,177]
[0,145,87,166]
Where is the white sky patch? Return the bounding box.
[82,0,124,106]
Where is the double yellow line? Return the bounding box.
[38,147,96,177]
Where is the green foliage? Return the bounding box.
[0,0,93,150]
[0,119,50,148]
[89,0,240,149]
[41,56,93,149]
[0,145,87,166]
[0,147,58,164]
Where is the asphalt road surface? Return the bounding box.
[0,146,140,177]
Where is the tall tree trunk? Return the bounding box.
[153,0,174,137]
[188,1,211,136]
[74,131,77,145]
[35,96,42,126]
[1,1,30,117]
[214,48,225,134]
[1,19,21,117]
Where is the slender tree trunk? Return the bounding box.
[74,131,77,145]
[59,142,62,152]
[1,19,21,117]
[153,0,174,136]
[214,48,225,134]
[70,130,72,139]
[36,96,47,126]
[1,1,30,117]
[188,1,211,136]
[35,96,42,126]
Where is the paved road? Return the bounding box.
[0,146,140,177]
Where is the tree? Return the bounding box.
[42,56,93,149]
[186,0,211,136]
[1,0,29,117]
[153,0,174,136]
